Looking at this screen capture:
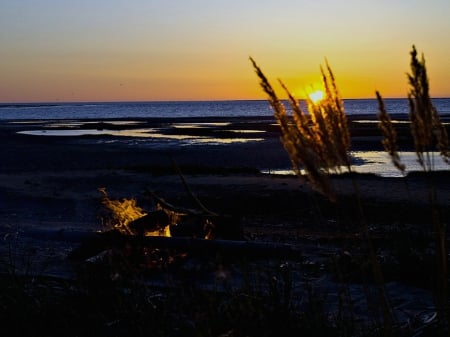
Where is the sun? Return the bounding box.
[308,90,324,104]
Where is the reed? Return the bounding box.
[375,92,406,175]
[407,46,450,170]
[249,57,350,202]
[251,57,395,336]
[376,45,450,334]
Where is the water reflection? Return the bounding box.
[187,137,264,145]
[45,121,145,128]
[263,151,450,177]
[227,129,265,134]
[352,120,410,124]
[17,127,264,145]
[171,122,231,128]
[18,128,157,137]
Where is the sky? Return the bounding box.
[1,0,449,102]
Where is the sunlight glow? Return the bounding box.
[308,90,324,104]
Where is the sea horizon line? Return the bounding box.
[2,96,450,106]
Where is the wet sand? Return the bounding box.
[0,114,449,232]
[0,115,448,256]
[1,113,449,270]
[1,114,450,330]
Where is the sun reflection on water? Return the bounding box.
[263,151,450,177]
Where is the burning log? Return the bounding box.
[89,182,248,270]
[99,187,243,240]
[127,210,170,236]
[143,189,243,240]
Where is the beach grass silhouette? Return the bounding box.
[252,45,450,336]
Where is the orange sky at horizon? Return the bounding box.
[1,1,449,103]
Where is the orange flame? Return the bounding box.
[99,188,171,237]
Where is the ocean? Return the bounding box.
[1,98,450,120]
[3,98,450,177]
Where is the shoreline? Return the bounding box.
[0,112,449,240]
[1,113,450,263]
[1,114,449,227]
[1,113,450,334]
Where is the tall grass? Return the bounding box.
[250,57,395,336]
[252,46,450,334]
[376,45,450,334]
[249,57,350,202]
[376,92,406,175]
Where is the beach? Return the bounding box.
[1,114,449,251]
[1,114,450,334]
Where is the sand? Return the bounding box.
[1,114,450,329]
[0,114,449,232]
[0,114,448,268]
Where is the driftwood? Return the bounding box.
[68,169,291,265]
[138,189,243,240]
[146,159,243,240]
[66,229,303,262]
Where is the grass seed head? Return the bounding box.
[376,91,406,174]
[407,45,449,170]
[251,58,350,202]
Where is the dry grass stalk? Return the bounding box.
[250,57,351,202]
[408,46,450,332]
[251,57,394,334]
[309,62,351,171]
[376,46,450,173]
[408,45,450,170]
[377,45,449,332]
[375,91,406,174]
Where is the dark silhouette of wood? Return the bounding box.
[66,229,303,262]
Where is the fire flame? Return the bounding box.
[99,188,171,237]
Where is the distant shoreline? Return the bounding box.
[2,96,450,105]
[1,99,449,120]
[0,113,449,176]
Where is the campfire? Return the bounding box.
[69,187,299,273]
[68,187,248,270]
[99,187,173,237]
[98,187,234,240]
